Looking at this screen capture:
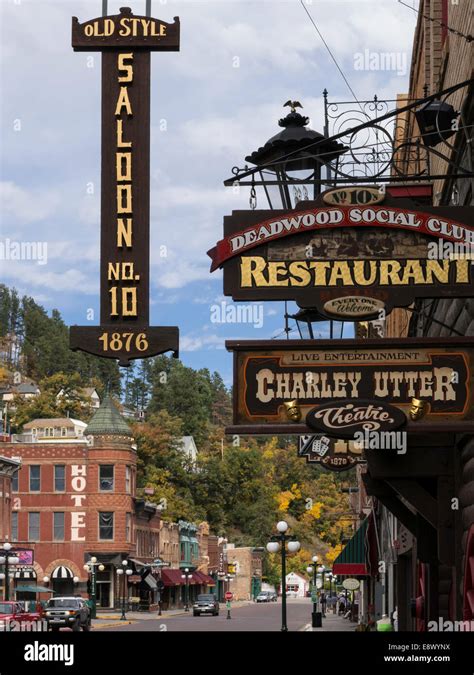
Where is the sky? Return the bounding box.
[0,0,419,385]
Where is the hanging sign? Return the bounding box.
[306,400,407,439]
[208,191,474,319]
[298,434,365,472]
[225,337,474,435]
[69,7,180,366]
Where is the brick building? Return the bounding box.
[365,0,474,629]
[0,395,161,608]
[0,455,20,543]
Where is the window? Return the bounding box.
[126,513,131,542]
[99,512,114,540]
[29,465,40,492]
[180,542,186,561]
[99,465,114,492]
[11,470,18,492]
[28,512,40,541]
[53,512,65,541]
[54,465,65,492]
[125,466,131,493]
[61,427,67,437]
[31,428,37,437]
[11,512,18,541]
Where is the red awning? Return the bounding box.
[161,569,184,587]
[193,571,216,586]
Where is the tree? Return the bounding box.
[11,372,93,431]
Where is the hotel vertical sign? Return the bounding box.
[69,8,180,366]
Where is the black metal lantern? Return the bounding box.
[242,101,347,209]
[286,307,345,340]
[414,99,458,147]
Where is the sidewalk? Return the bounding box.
[301,612,358,632]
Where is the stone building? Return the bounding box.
[225,545,263,601]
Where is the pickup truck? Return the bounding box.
[44,596,91,632]
[0,601,43,631]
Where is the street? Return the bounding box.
[97,598,319,632]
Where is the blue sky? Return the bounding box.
[0,0,418,385]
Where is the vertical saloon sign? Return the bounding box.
[69,8,180,365]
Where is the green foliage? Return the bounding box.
[0,285,120,390]
[11,372,95,431]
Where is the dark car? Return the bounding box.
[44,597,91,632]
[193,594,219,616]
[267,591,278,602]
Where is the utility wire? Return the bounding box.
[299,1,364,112]
[398,0,474,43]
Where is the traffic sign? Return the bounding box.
[225,591,233,601]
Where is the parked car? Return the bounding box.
[267,591,278,602]
[44,596,91,632]
[0,601,43,631]
[192,594,219,616]
[256,591,272,603]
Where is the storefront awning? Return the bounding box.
[161,569,184,587]
[193,571,216,586]
[332,516,374,577]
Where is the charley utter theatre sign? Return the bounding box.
[226,337,474,435]
[208,190,474,318]
[69,8,180,366]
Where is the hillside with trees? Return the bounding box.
[0,285,355,571]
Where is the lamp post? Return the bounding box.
[83,557,105,620]
[307,555,322,628]
[224,574,233,620]
[266,521,300,632]
[0,543,20,601]
[181,568,192,612]
[317,565,328,617]
[116,560,132,620]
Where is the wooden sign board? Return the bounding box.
[226,337,474,435]
[298,434,365,472]
[69,8,180,366]
[208,191,474,319]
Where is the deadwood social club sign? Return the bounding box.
[208,188,474,319]
[225,337,474,435]
[69,8,180,365]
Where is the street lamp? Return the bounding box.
[266,521,300,632]
[0,542,20,600]
[224,574,233,620]
[317,565,327,617]
[181,568,192,612]
[83,557,105,619]
[116,560,132,620]
[306,557,323,628]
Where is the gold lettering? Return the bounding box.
[424,259,450,284]
[240,257,267,287]
[118,53,134,83]
[117,185,132,213]
[288,261,311,286]
[119,18,131,36]
[108,263,120,281]
[117,219,133,247]
[454,259,470,283]
[122,287,138,316]
[115,87,132,116]
[328,261,352,286]
[353,260,377,285]
[268,261,289,286]
[116,152,132,182]
[379,260,403,285]
[116,119,132,148]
